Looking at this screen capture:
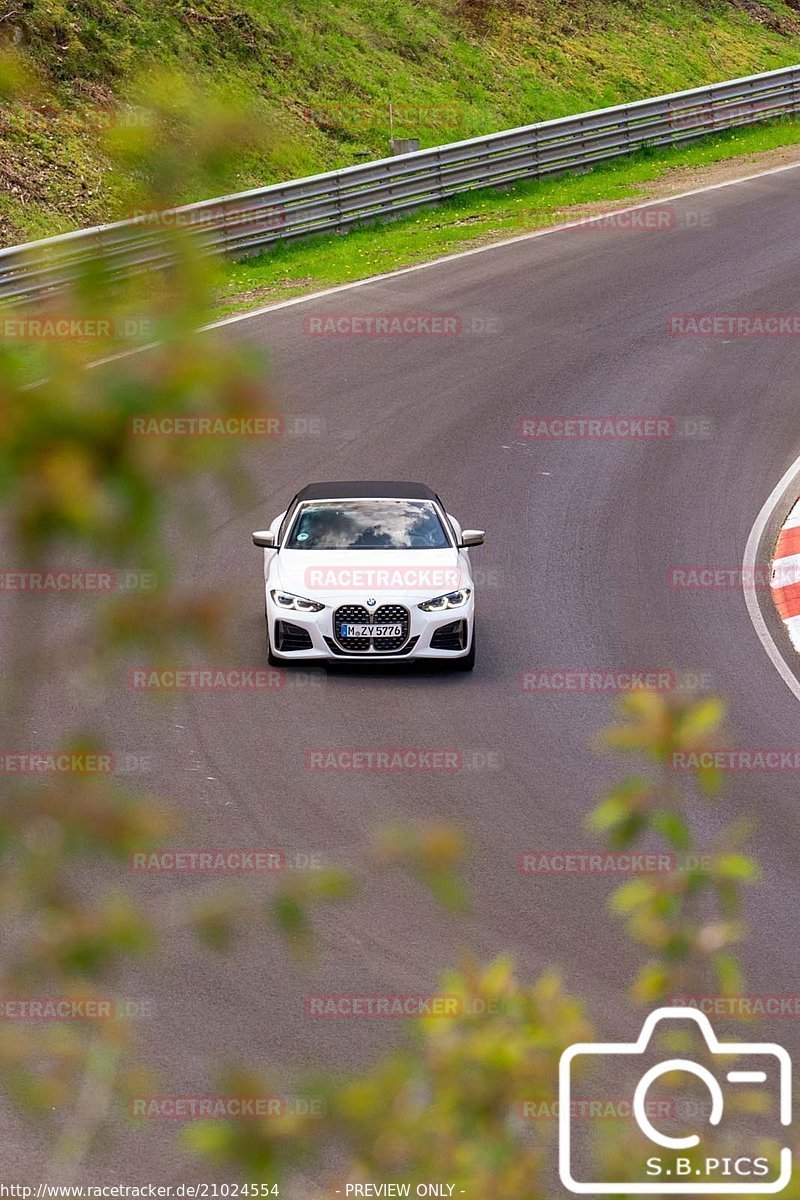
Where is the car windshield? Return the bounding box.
[285,499,450,550]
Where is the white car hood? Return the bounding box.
[274,548,468,606]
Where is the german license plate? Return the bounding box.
[340,623,403,638]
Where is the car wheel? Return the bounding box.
[454,627,476,671]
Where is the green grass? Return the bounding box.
[3,0,800,246]
[216,116,800,316]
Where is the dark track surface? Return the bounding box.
[8,164,800,1184]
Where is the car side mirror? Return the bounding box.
[460,529,485,547]
[252,530,276,548]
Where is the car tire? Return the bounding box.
[454,626,476,671]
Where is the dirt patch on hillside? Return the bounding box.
[633,139,800,198]
[725,0,800,34]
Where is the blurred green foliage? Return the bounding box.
[0,44,789,1200]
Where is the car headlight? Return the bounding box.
[270,590,324,613]
[418,588,471,612]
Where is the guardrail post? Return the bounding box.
[334,172,344,234]
[435,149,444,201]
[385,160,396,215]
[529,129,539,181]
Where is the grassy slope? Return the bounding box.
[1,0,800,245]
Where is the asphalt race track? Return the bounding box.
[9,162,800,1182]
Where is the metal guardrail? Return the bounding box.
[2,63,799,304]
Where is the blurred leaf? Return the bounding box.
[697,761,723,797]
[714,853,759,882]
[587,777,650,835]
[610,878,656,915]
[675,697,726,747]
[632,963,670,1004]
[372,823,467,912]
[651,810,691,850]
[714,951,744,996]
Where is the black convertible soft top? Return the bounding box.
[294,481,439,503]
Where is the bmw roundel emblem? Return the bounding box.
[366,597,377,607]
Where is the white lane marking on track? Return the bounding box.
[206,160,800,330]
[84,157,800,372]
[743,453,800,702]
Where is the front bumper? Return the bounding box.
[266,596,474,662]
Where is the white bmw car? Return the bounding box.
[252,482,484,669]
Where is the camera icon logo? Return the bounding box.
[559,1006,791,1194]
